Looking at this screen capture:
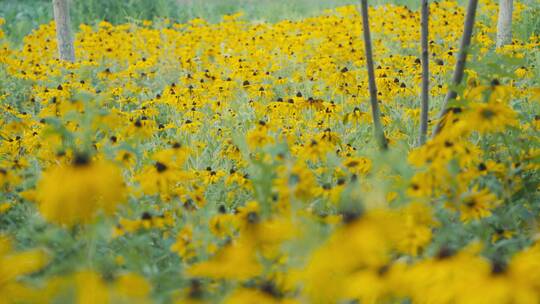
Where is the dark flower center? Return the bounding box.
[73,154,90,166]
[436,246,455,259]
[247,211,259,224]
[491,259,507,275]
[481,109,495,120]
[155,161,168,173]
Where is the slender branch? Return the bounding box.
[419,0,430,145]
[52,0,75,62]
[431,0,478,138]
[496,0,513,47]
[360,0,388,150]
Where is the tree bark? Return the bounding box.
[431,0,478,138]
[419,0,430,145]
[360,0,388,150]
[496,0,513,47]
[52,0,75,62]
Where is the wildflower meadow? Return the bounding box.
[0,0,539,303]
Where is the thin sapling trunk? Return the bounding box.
[432,0,478,137]
[360,0,388,150]
[419,0,430,145]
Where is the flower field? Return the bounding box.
[0,0,539,302]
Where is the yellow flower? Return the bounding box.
[75,271,110,304]
[134,145,190,196]
[465,102,517,133]
[187,238,262,281]
[342,156,372,175]
[509,242,540,291]
[458,187,500,222]
[70,270,151,304]
[0,202,11,214]
[343,107,370,125]
[342,269,393,304]
[396,242,489,303]
[36,155,127,226]
[273,164,318,201]
[0,235,48,303]
[113,273,152,301]
[224,288,298,304]
[491,228,514,243]
[393,202,437,256]
[246,125,274,150]
[209,213,237,238]
[236,201,261,229]
[515,66,529,78]
[170,225,197,261]
[302,211,397,302]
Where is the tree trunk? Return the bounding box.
[419,0,430,145]
[360,0,388,150]
[52,0,75,62]
[431,0,478,138]
[496,0,513,47]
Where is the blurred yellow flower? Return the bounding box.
[36,155,127,226]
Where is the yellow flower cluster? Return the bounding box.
[0,0,538,303]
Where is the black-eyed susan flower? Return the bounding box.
[458,187,500,222]
[465,102,517,133]
[35,155,127,226]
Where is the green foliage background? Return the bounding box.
[2,0,539,44]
